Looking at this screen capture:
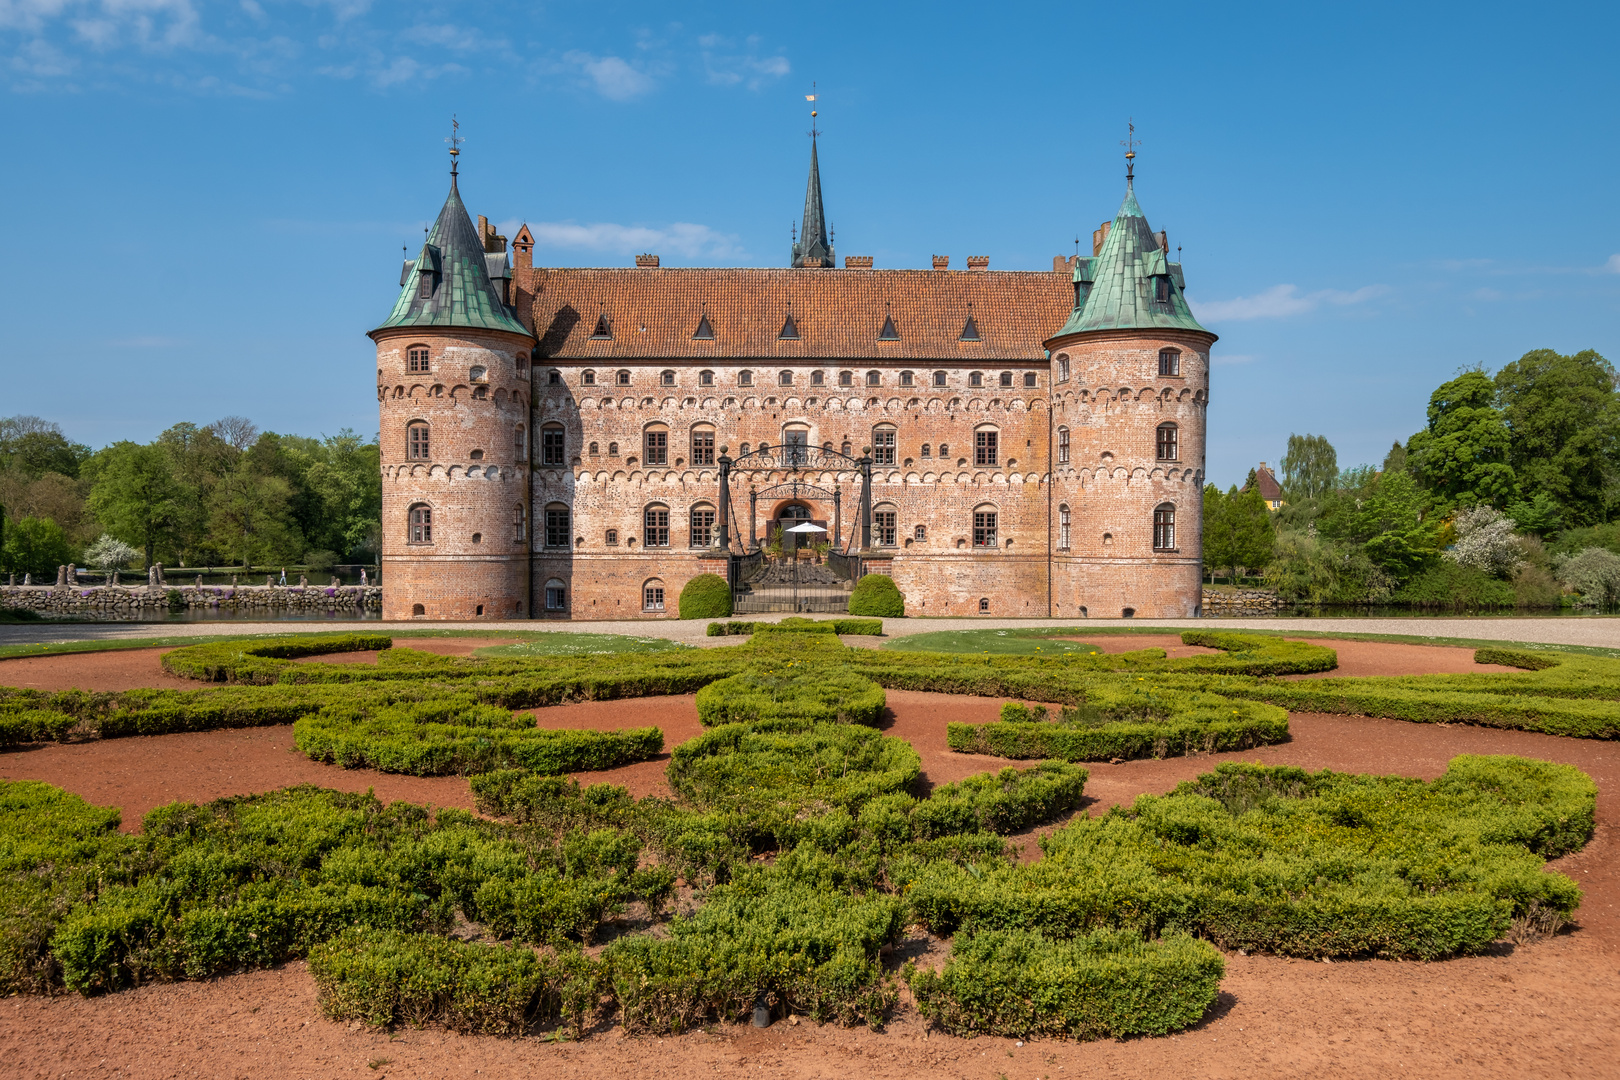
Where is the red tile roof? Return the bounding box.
[518,267,1072,362]
[1254,464,1283,502]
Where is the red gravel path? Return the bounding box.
[1,639,1616,1079]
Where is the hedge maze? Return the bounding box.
[0,628,1607,1041]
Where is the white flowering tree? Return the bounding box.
[1445,506,1523,578]
[84,534,138,583]
[1557,548,1620,607]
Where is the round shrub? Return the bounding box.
[847,574,904,618]
[678,573,732,619]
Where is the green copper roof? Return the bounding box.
[1051,182,1211,339]
[372,175,530,339]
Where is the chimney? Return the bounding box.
[513,225,533,271]
[843,255,873,269]
[966,255,989,272]
[1052,255,1074,274]
[932,255,949,270]
[1091,222,1111,256]
[635,253,661,268]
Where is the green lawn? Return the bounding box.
[881,628,1105,656]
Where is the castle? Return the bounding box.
[369,134,1215,620]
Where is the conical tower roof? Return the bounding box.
[792,135,833,267]
[372,174,530,338]
[1050,181,1211,339]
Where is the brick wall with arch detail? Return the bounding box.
[374,327,536,620]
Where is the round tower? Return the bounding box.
[1046,171,1215,619]
[369,163,536,620]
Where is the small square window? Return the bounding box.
[661,370,676,386]
[616,370,631,386]
[644,585,665,611]
[545,584,567,610]
[1023,372,1037,387]
[839,371,853,387]
[548,370,561,385]
[606,529,619,546]
[933,371,947,387]
[811,370,824,385]
[900,371,914,387]
[739,371,754,386]
[999,371,1013,387]
[969,372,983,387]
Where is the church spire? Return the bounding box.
[791,87,833,268]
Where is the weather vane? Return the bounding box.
[1121,118,1140,182]
[806,82,818,139]
[445,115,464,175]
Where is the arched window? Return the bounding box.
[974,426,999,467]
[469,365,487,383]
[914,524,927,541]
[643,579,666,612]
[472,386,488,400]
[1159,349,1181,377]
[1057,355,1071,382]
[738,370,754,386]
[810,370,825,385]
[541,424,565,466]
[588,441,600,456]
[866,370,881,386]
[513,504,527,543]
[933,370,947,387]
[1057,426,1070,465]
[407,504,432,544]
[972,505,998,548]
[779,370,794,386]
[838,371,853,387]
[699,370,715,386]
[1058,505,1071,550]
[979,597,990,612]
[605,528,619,546]
[411,602,426,616]
[899,370,914,387]
[691,425,716,466]
[840,440,852,457]
[920,443,932,458]
[783,426,809,466]
[644,424,668,466]
[608,441,620,456]
[999,371,1014,388]
[516,353,529,376]
[582,369,596,385]
[938,442,950,459]
[406,422,430,460]
[739,442,751,456]
[545,503,569,548]
[616,369,631,386]
[872,425,897,466]
[470,449,484,461]
[1156,423,1179,461]
[661,370,676,386]
[1153,503,1176,550]
[874,503,898,546]
[690,503,717,548]
[644,505,670,547]
[514,425,527,459]
[969,371,984,387]
[545,578,567,612]
[407,345,430,373]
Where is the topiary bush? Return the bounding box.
[847,574,904,618]
[678,573,733,619]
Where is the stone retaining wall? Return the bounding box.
[1,583,382,616]
[1201,588,1282,615]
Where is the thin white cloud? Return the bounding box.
[698,32,789,89]
[530,220,743,261]
[1191,283,1387,322]
[1605,254,1620,274]
[562,49,654,100]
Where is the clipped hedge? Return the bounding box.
[0,705,78,746]
[948,690,1290,762]
[707,618,885,637]
[911,762,1088,838]
[848,574,905,618]
[295,701,663,777]
[160,633,396,683]
[678,574,733,620]
[694,669,885,728]
[904,756,1593,960]
[310,927,599,1036]
[910,929,1224,1039]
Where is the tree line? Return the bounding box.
[0,415,381,580]
[1204,347,1620,608]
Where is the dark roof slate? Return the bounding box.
[372,177,530,339]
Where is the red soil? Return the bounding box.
[1,639,1616,1078]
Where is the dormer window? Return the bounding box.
[591,315,613,339]
[1154,276,1171,304]
[418,273,433,300]
[779,314,799,340]
[959,316,980,341]
[693,314,715,340]
[878,315,899,340]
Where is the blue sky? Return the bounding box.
[2,0,1615,487]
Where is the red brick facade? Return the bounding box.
[373,179,1213,620]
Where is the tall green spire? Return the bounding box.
[791,133,833,268]
[1051,180,1211,339]
[372,172,530,339]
